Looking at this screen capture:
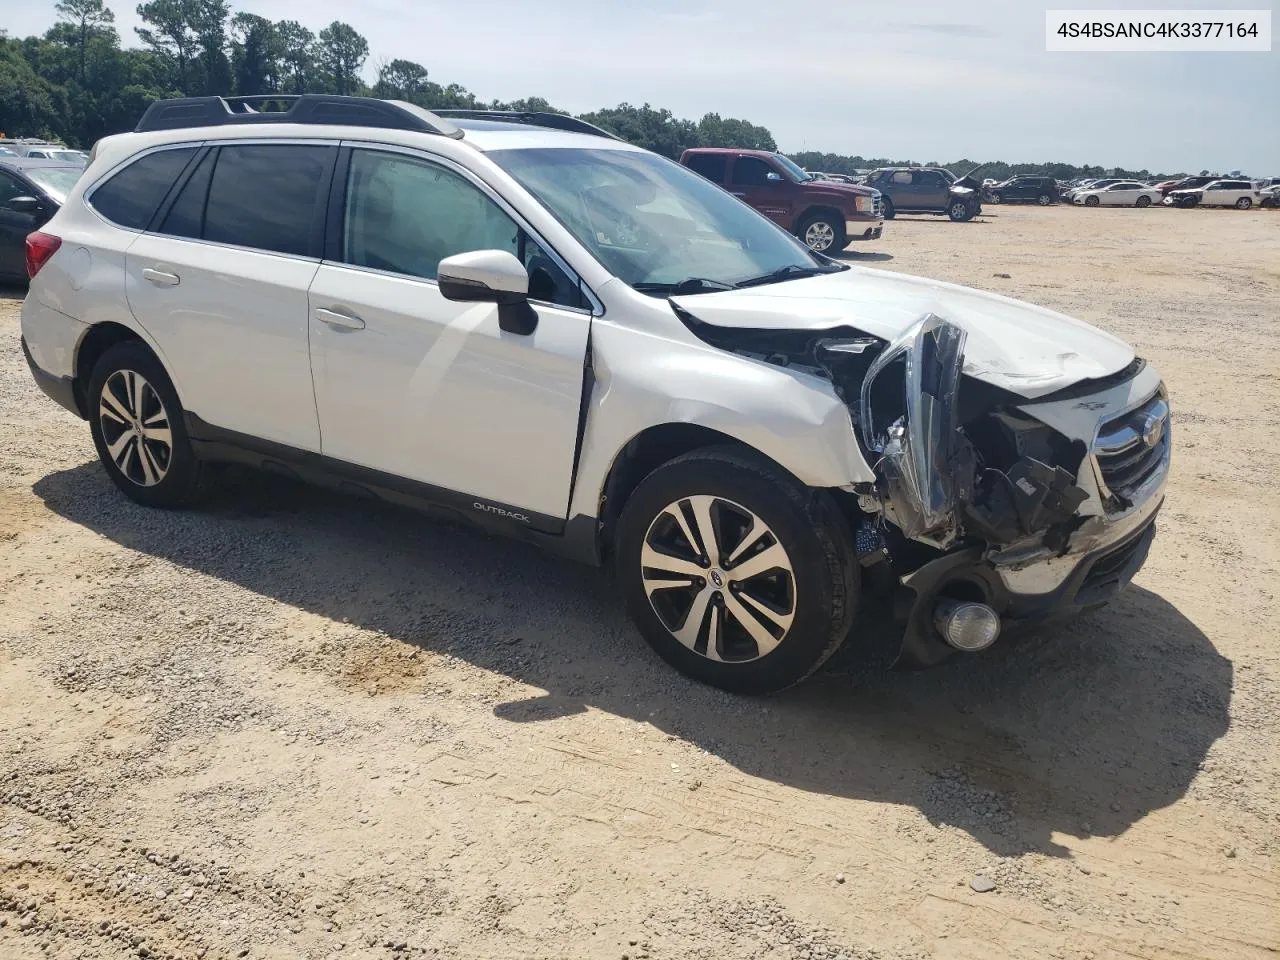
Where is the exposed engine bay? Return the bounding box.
[673,306,1096,564]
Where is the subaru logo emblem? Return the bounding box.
[709,569,724,588]
[1141,412,1165,449]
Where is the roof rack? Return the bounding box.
[431,110,620,141]
[134,95,464,139]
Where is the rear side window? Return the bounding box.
[685,154,727,183]
[203,144,333,256]
[91,147,198,229]
[158,149,215,239]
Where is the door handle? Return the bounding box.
[141,268,180,287]
[314,307,366,331]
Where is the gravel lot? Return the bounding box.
[2,203,1277,960]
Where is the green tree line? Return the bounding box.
[2,0,1182,180]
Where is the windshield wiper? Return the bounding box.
[633,277,735,296]
[734,263,837,289]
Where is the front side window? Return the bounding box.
[730,157,776,186]
[203,144,332,256]
[90,147,198,229]
[489,146,831,293]
[342,150,583,308]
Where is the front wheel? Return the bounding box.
[947,199,974,221]
[880,198,896,220]
[615,448,856,694]
[1236,197,1253,209]
[987,193,1002,204]
[798,212,846,253]
[1136,195,1152,208]
[1085,195,1100,207]
[88,340,211,508]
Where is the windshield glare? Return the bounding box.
[490,147,825,292]
[26,167,82,203]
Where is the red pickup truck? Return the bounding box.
[679,147,883,253]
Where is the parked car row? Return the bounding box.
[0,139,89,165]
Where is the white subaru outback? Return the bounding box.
[20,96,1170,694]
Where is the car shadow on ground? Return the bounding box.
[34,462,1232,858]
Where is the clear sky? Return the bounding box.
[6,0,1277,172]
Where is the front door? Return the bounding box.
[912,170,950,209]
[0,169,42,279]
[307,147,591,528]
[729,156,792,226]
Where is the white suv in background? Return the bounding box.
[21,96,1170,693]
[1165,178,1261,208]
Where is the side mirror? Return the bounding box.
[765,171,784,182]
[8,196,42,214]
[437,249,538,335]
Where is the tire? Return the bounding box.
[1085,195,1100,207]
[947,199,974,222]
[797,211,846,254]
[87,340,211,508]
[615,447,857,695]
[1036,193,1052,205]
[880,198,895,220]
[1235,197,1252,209]
[987,193,1002,204]
[1136,195,1152,208]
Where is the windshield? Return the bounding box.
[771,153,814,183]
[489,147,832,293]
[26,167,82,203]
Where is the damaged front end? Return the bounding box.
[670,302,1168,668]
[851,314,1164,667]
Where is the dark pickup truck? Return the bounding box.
[679,148,883,253]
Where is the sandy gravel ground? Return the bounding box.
[1,204,1277,960]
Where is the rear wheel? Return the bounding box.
[88,341,211,508]
[797,212,846,253]
[615,448,856,694]
[1085,195,1100,207]
[1235,197,1252,209]
[1136,195,1152,208]
[1036,193,1052,205]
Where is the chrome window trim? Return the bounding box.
[337,140,604,316]
[84,140,208,231]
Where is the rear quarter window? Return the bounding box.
[90,147,199,229]
[684,153,728,184]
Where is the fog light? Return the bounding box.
[934,599,1001,652]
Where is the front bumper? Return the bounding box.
[847,220,884,241]
[894,502,1161,668]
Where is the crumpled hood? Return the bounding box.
[671,266,1135,399]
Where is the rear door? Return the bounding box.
[306,145,592,526]
[684,152,728,187]
[124,141,336,451]
[729,156,792,226]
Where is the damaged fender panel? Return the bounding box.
[565,318,879,523]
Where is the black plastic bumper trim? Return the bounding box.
[22,336,84,418]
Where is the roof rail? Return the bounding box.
[134,95,464,139]
[431,110,620,141]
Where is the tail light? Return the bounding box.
[25,232,62,279]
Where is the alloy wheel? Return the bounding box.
[803,220,835,251]
[98,369,173,487]
[640,495,796,663]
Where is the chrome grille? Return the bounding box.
[1094,393,1170,506]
